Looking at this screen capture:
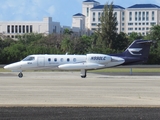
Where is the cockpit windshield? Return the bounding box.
[22,56,35,61]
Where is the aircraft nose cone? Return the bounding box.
[4,65,9,70]
[4,62,21,70]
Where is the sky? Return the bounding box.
[0,0,160,26]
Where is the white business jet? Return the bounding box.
[4,40,153,78]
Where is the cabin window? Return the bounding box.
[67,58,70,62]
[60,58,63,62]
[48,58,51,62]
[73,58,76,62]
[54,58,57,62]
[23,56,35,61]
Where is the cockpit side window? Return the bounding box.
[22,56,35,61]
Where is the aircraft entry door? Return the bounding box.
[37,57,45,67]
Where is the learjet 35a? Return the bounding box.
[4,39,153,78]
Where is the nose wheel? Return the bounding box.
[80,69,87,78]
[18,72,23,78]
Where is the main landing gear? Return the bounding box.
[18,72,23,78]
[81,69,87,78]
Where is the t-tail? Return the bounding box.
[112,40,153,65]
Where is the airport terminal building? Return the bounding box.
[0,0,160,39]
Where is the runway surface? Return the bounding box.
[0,72,160,119]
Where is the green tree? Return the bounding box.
[63,28,73,35]
[61,36,72,53]
[128,32,143,43]
[147,25,160,64]
[113,32,128,51]
[96,2,117,50]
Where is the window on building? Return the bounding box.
[152,17,154,21]
[93,12,95,22]
[135,12,137,16]
[122,11,125,21]
[135,23,137,25]
[129,12,132,21]
[23,25,25,33]
[146,12,149,16]
[91,23,97,26]
[146,17,149,21]
[139,23,141,25]
[128,33,131,35]
[129,17,132,21]
[122,28,124,31]
[152,11,154,16]
[93,12,95,16]
[142,17,145,21]
[146,22,149,25]
[139,28,141,30]
[150,22,156,26]
[142,28,145,30]
[139,17,141,21]
[142,12,145,21]
[122,23,124,26]
[135,17,137,21]
[91,28,96,31]
[135,28,137,30]
[114,12,117,17]
[143,23,145,25]
[30,25,33,33]
[87,7,89,17]
[19,26,21,33]
[146,12,149,21]
[128,23,133,25]
[26,25,29,33]
[128,28,133,30]
[98,12,101,21]
[15,25,18,33]
[11,25,14,33]
[129,12,132,16]
[7,25,10,33]
[143,12,145,16]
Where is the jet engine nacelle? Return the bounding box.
[86,54,111,64]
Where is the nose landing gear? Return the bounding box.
[81,69,87,78]
[18,72,23,78]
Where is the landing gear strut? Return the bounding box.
[18,72,23,78]
[81,69,87,78]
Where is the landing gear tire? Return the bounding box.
[18,72,23,78]
[80,69,87,78]
[81,75,86,78]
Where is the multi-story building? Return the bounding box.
[72,0,160,36]
[126,4,160,35]
[0,17,61,39]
